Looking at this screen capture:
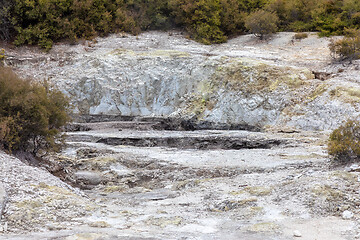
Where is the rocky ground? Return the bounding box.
[1,31,360,239]
[0,117,359,240]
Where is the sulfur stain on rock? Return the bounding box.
[311,185,344,201]
[213,58,314,94]
[308,84,328,101]
[331,171,357,182]
[65,233,106,240]
[145,216,183,228]
[249,222,280,232]
[89,221,110,228]
[248,222,280,232]
[229,190,245,195]
[330,86,360,103]
[110,49,190,58]
[103,185,127,193]
[244,186,272,196]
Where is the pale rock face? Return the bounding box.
[62,50,212,117]
[43,51,315,128]
[7,32,360,130]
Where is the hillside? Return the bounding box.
[5,31,360,130]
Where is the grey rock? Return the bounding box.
[342,210,354,219]
[293,230,302,237]
[74,171,103,185]
[349,164,360,172]
[0,182,7,220]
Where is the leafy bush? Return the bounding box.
[11,0,141,50]
[245,10,278,39]
[0,67,70,155]
[0,0,13,41]
[293,32,308,40]
[170,0,227,44]
[0,49,5,65]
[1,0,360,48]
[328,120,360,162]
[329,29,360,62]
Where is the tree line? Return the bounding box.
[0,0,359,49]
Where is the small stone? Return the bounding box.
[46,224,55,230]
[89,221,110,228]
[349,164,360,172]
[293,230,302,237]
[342,210,354,219]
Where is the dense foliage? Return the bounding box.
[0,0,360,47]
[0,67,70,155]
[328,120,360,163]
[245,10,278,39]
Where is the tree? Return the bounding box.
[0,0,13,41]
[170,0,227,44]
[245,10,279,39]
[0,67,70,155]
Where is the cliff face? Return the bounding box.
[6,32,360,130]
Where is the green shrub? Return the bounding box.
[0,0,13,41]
[170,0,227,44]
[329,29,360,61]
[0,67,70,155]
[2,0,360,48]
[328,120,360,162]
[293,32,308,40]
[245,10,279,39]
[265,0,316,31]
[0,49,5,66]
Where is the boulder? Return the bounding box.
[74,171,103,186]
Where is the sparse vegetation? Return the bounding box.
[0,67,70,155]
[328,119,360,163]
[294,32,308,40]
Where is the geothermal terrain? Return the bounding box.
[1,31,360,239]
